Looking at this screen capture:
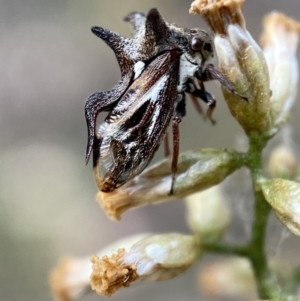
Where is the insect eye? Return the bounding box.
[191,37,204,51]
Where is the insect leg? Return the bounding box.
[186,80,217,124]
[175,93,186,118]
[170,116,182,195]
[164,92,185,159]
[190,94,204,117]
[196,64,249,101]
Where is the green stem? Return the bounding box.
[202,239,247,257]
[199,133,297,300]
[248,184,277,298]
[245,132,283,299]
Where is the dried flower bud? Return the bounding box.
[97,149,242,220]
[259,178,300,236]
[49,233,149,301]
[198,258,256,299]
[91,233,201,296]
[190,0,271,135]
[185,186,231,239]
[261,12,300,130]
[268,146,298,179]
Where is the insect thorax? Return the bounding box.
[177,53,203,93]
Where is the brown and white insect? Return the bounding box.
[85,8,247,194]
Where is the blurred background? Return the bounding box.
[1,1,300,301]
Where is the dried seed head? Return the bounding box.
[261,12,300,130]
[190,0,246,32]
[97,149,241,220]
[91,249,139,297]
[198,258,256,299]
[90,234,201,296]
[49,233,150,301]
[185,186,231,239]
[190,0,271,135]
[268,146,298,179]
[259,178,300,236]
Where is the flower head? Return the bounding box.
[261,12,300,131]
[49,234,150,301]
[259,178,300,236]
[190,0,271,135]
[90,233,201,296]
[97,149,241,220]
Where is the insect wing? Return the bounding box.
[93,50,181,192]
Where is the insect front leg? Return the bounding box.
[190,94,204,117]
[196,64,249,101]
[185,79,217,124]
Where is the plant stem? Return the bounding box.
[245,132,283,299]
[202,239,248,257]
[248,182,278,299]
[200,133,298,300]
